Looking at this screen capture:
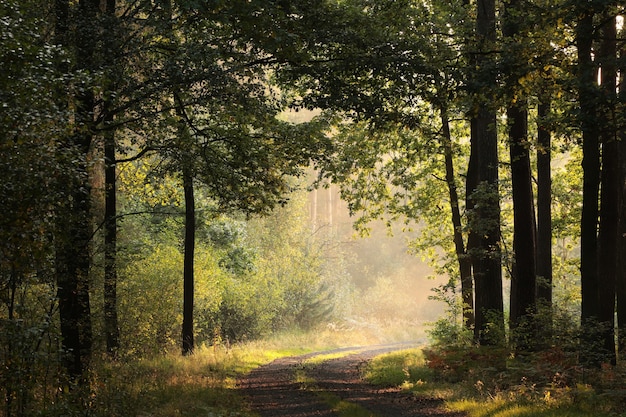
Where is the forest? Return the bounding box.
[1,0,626,416]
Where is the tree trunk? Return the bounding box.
[440,103,474,328]
[507,102,537,344]
[104,121,119,355]
[503,0,537,349]
[55,0,97,379]
[596,14,618,365]
[577,6,602,367]
[103,0,120,357]
[617,22,626,359]
[470,0,504,346]
[536,100,552,309]
[182,164,195,355]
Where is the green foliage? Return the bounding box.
[0,0,618,414]
[0,0,84,413]
[246,184,350,331]
[119,245,185,355]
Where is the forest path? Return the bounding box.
[237,343,466,417]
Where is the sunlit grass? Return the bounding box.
[362,348,427,386]
[362,347,457,401]
[90,333,321,417]
[447,399,608,417]
[363,348,620,417]
[88,325,626,417]
[89,327,395,417]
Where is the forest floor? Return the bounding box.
[237,343,467,417]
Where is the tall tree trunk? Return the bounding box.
[507,103,537,342]
[503,0,537,350]
[577,6,602,367]
[596,14,618,365]
[536,98,554,349]
[470,0,504,345]
[440,102,474,328]
[182,164,195,355]
[617,21,626,359]
[104,120,119,355]
[536,99,552,310]
[466,117,479,335]
[103,0,120,357]
[55,0,97,379]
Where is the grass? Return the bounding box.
[84,325,626,417]
[86,327,396,417]
[362,347,623,417]
[88,335,323,417]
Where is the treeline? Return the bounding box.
[1,0,342,414]
[1,0,625,416]
[291,0,623,367]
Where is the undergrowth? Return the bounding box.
[50,325,409,417]
[363,346,626,417]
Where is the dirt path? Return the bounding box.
[237,343,466,417]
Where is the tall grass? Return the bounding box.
[81,325,412,417]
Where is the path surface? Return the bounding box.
[237,343,467,417]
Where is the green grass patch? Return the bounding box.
[362,348,428,386]
[363,347,621,417]
[83,327,404,417]
[87,330,351,417]
[447,398,607,417]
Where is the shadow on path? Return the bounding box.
[237,343,467,417]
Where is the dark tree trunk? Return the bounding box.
[104,122,119,355]
[617,25,626,358]
[596,14,618,365]
[503,0,537,349]
[536,100,552,309]
[55,0,97,379]
[103,0,120,357]
[470,0,504,346]
[577,7,602,367]
[440,104,474,328]
[182,165,195,355]
[466,118,479,331]
[507,103,537,342]
[56,171,93,378]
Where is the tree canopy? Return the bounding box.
[2,0,626,415]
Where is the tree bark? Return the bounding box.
[507,103,537,341]
[596,14,618,365]
[503,0,537,349]
[470,0,504,346]
[55,0,97,379]
[103,0,120,357]
[577,6,602,367]
[536,100,552,309]
[440,103,474,328]
[617,21,626,358]
[104,120,119,355]
[182,164,195,355]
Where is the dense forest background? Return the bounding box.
[1,0,625,416]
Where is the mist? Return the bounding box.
[309,184,447,342]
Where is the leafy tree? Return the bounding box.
[0,0,72,410]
